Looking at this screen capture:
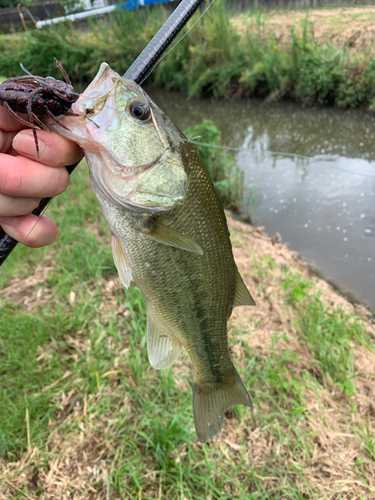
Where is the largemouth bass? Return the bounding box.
[51,63,255,443]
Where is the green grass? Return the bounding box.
[281,269,370,397]
[0,7,168,84]
[0,163,374,498]
[0,3,374,108]
[254,255,372,398]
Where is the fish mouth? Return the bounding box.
[97,146,184,213]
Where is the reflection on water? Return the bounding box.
[146,86,375,308]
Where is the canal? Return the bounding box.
[147,86,375,309]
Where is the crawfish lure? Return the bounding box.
[0,58,80,157]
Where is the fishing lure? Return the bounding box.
[0,58,79,157]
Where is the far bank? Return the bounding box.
[1,3,375,109]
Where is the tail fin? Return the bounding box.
[192,365,252,443]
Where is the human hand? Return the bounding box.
[0,107,83,247]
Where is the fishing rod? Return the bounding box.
[0,0,205,267]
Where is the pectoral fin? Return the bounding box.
[147,305,181,369]
[234,270,256,307]
[140,221,203,255]
[111,234,132,288]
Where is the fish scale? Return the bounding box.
[47,63,255,443]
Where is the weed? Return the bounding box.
[184,119,245,212]
[354,419,375,460]
[281,270,371,396]
[0,8,168,83]
[0,3,373,108]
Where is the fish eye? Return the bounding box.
[130,101,151,121]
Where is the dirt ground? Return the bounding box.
[233,5,375,55]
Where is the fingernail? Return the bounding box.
[13,131,45,157]
[0,216,18,226]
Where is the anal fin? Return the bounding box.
[147,305,181,369]
[111,234,132,288]
[234,270,255,307]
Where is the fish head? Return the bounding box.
[60,63,188,212]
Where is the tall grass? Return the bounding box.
[0,3,374,108]
[0,8,168,84]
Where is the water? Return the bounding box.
[147,86,375,308]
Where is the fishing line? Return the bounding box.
[2,83,374,277]
[67,95,375,180]
[2,112,373,280]
[189,140,375,178]
[139,0,216,85]
[71,96,375,180]
[189,140,313,161]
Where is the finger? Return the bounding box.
[0,129,18,154]
[0,213,59,248]
[0,104,61,154]
[0,107,31,154]
[0,154,70,198]
[0,106,29,133]
[13,129,83,167]
[0,192,41,216]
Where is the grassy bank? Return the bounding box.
[0,155,375,497]
[0,4,374,108]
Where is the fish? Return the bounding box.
[49,63,255,443]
